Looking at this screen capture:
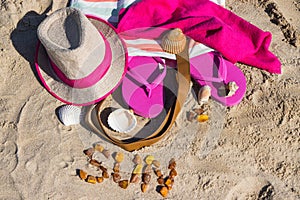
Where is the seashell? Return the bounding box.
[57,105,82,126]
[107,108,137,133]
[226,81,239,97]
[161,28,186,54]
[198,85,211,105]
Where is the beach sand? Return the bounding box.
[0,0,299,199]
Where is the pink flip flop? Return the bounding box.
[121,56,167,118]
[190,52,247,106]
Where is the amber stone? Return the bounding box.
[118,180,129,189]
[86,175,97,184]
[159,186,169,197]
[79,169,88,180]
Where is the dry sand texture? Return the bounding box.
[0,0,299,199]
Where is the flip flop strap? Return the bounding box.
[126,57,167,97]
[194,52,227,83]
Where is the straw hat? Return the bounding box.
[35,7,127,105]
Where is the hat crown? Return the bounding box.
[38,8,106,79]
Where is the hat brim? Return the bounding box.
[35,15,128,106]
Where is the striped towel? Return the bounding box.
[70,0,226,59]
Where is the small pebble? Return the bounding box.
[102,171,109,179]
[79,169,88,180]
[154,169,163,177]
[86,175,97,184]
[197,114,209,122]
[168,158,176,170]
[159,186,169,197]
[94,144,104,152]
[165,178,174,190]
[112,173,121,183]
[83,148,94,159]
[133,154,142,165]
[118,180,129,189]
[145,155,155,165]
[152,160,160,168]
[187,111,196,122]
[193,108,204,115]
[96,176,104,183]
[144,164,152,174]
[89,159,101,168]
[141,183,148,193]
[113,163,120,173]
[115,152,124,163]
[133,164,143,174]
[157,177,164,185]
[142,173,151,184]
[102,149,110,159]
[169,168,177,178]
[130,173,140,183]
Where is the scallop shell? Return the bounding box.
[161,28,186,54]
[198,85,211,105]
[107,109,137,133]
[226,81,239,97]
[57,105,82,126]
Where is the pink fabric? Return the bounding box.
[190,52,247,106]
[122,56,167,118]
[117,0,281,74]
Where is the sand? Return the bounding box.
[0,0,299,199]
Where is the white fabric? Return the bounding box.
[70,0,226,59]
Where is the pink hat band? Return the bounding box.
[50,31,112,89]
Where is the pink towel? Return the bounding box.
[117,0,281,74]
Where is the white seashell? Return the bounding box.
[57,105,82,126]
[226,81,239,97]
[107,109,137,133]
[198,85,211,105]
